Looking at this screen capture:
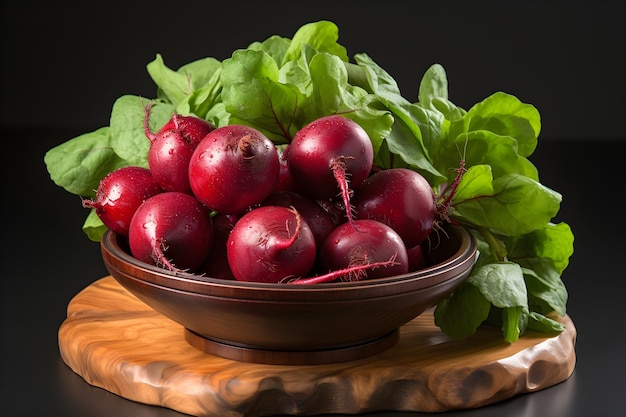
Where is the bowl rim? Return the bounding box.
[101,224,477,299]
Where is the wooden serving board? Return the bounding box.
[59,276,576,417]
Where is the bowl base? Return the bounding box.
[184,328,400,365]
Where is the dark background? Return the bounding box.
[2,1,625,417]
[2,0,625,140]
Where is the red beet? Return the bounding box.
[188,124,280,214]
[261,190,337,249]
[286,115,374,224]
[82,166,163,236]
[353,168,436,248]
[406,243,426,272]
[317,219,409,281]
[226,206,317,283]
[200,212,237,280]
[144,104,215,193]
[128,191,213,272]
[275,145,298,192]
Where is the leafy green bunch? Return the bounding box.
[45,20,574,343]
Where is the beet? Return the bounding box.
[318,219,409,281]
[226,206,317,283]
[82,166,163,236]
[406,243,426,272]
[261,190,337,250]
[353,168,436,247]
[275,145,298,192]
[188,124,280,214]
[128,191,213,272]
[200,212,237,280]
[144,104,215,193]
[286,115,374,224]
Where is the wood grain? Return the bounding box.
[59,276,576,417]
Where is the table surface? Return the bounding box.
[3,127,625,417]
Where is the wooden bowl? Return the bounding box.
[100,224,477,365]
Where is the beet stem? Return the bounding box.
[143,103,157,142]
[286,254,399,285]
[239,134,255,159]
[330,156,357,227]
[268,95,293,141]
[436,158,466,223]
[152,238,182,272]
[274,207,302,251]
[81,197,97,210]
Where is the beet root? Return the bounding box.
[226,205,317,283]
[317,219,409,281]
[82,166,163,236]
[144,104,215,193]
[128,191,214,272]
[188,124,280,214]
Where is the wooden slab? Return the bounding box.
[58,276,576,417]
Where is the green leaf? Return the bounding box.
[432,92,541,193]
[526,311,566,333]
[416,64,466,120]
[509,222,575,275]
[307,52,355,117]
[449,165,494,201]
[452,173,562,236]
[82,209,107,242]
[147,54,191,105]
[468,262,528,342]
[353,53,403,100]
[381,112,446,185]
[507,221,573,316]
[278,43,322,94]
[468,262,528,308]
[418,63,448,104]
[353,53,445,183]
[175,65,224,120]
[521,263,568,316]
[109,95,173,167]
[44,126,126,197]
[281,20,348,65]
[449,92,541,158]
[437,128,539,182]
[146,54,224,121]
[306,53,393,152]
[248,34,291,63]
[177,56,223,92]
[434,281,491,339]
[221,48,393,146]
[221,49,303,142]
[204,101,231,128]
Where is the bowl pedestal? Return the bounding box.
[59,276,576,417]
[185,327,400,365]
